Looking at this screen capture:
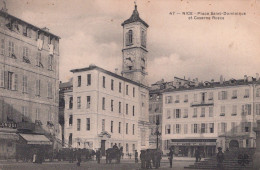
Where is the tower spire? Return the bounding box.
[1,0,8,12]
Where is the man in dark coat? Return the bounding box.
[195,147,201,162]
[69,148,73,163]
[154,149,161,169]
[145,150,152,169]
[76,149,82,166]
[216,147,224,170]
[140,150,146,169]
[168,148,174,168]
[135,150,138,163]
[96,149,101,164]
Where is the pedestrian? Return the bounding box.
[145,150,152,169]
[76,149,82,166]
[168,148,174,168]
[69,148,73,163]
[135,150,138,163]
[195,147,200,162]
[96,148,101,164]
[154,149,161,169]
[140,150,146,169]
[216,147,224,170]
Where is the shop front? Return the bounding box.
[169,139,217,157]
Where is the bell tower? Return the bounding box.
[121,4,148,85]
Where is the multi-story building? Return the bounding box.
[0,8,60,158]
[61,4,150,156]
[162,75,260,157]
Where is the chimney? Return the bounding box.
[115,68,118,75]
[248,76,253,82]
[244,75,247,82]
[220,75,223,84]
[256,73,259,81]
[42,27,49,32]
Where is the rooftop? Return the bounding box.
[121,5,149,27]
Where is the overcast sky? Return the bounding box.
[3,0,260,85]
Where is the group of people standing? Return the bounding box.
[140,149,162,169]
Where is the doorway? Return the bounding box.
[229,140,239,149]
[101,140,106,156]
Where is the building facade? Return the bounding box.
[0,9,60,158]
[61,5,150,156]
[162,75,260,157]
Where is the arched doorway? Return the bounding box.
[229,140,239,149]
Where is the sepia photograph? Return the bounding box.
[0,0,260,169]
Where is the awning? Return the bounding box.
[0,132,19,140]
[20,134,52,145]
[170,139,217,146]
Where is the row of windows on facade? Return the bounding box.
[165,89,259,104]
[164,122,252,135]
[71,117,136,135]
[0,70,54,98]
[1,39,54,70]
[2,18,57,47]
[5,104,54,123]
[68,133,136,153]
[77,75,136,97]
[165,104,256,119]
[125,29,146,48]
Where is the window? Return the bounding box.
[132,106,135,116]
[77,119,81,131]
[184,124,188,134]
[220,106,225,116]
[133,124,135,135]
[242,122,251,132]
[77,76,81,87]
[86,118,90,130]
[257,88,260,97]
[102,76,106,88]
[175,95,180,103]
[165,124,171,134]
[166,109,171,119]
[110,121,113,133]
[87,74,91,86]
[126,123,128,134]
[208,92,213,100]
[36,52,43,67]
[0,70,3,87]
[231,122,237,134]
[102,119,105,131]
[184,94,188,102]
[48,55,54,70]
[244,89,249,98]
[87,96,91,109]
[126,104,128,114]
[22,106,28,118]
[69,133,72,146]
[133,87,135,97]
[111,79,114,90]
[126,143,129,152]
[111,100,114,112]
[242,104,251,115]
[232,90,238,99]
[69,115,73,126]
[102,97,105,110]
[176,124,181,134]
[126,30,133,46]
[218,91,227,100]
[209,107,213,117]
[132,144,136,152]
[201,108,205,117]
[119,102,121,113]
[69,97,73,109]
[193,124,198,133]
[119,82,122,93]
[209,123,214,133]
[35,79,41,96]
[218,122,227,133]
[7,72,17,91]
[201,123,206,133]
[141,30,146,47]
[232,105,237,116]
[256,104,260,115]
[77,97,81,109]
[183,109,188,118]
[193,108,197,117]
[118,122,121,133]
[126,85,128,95]
[201,93,206,103]
[165,96,172,104]
[1,39,5,55]
[194,94,198,102]
[36,108,40,120]
[174,109,181,118]
[47,82,53,98]
[8,41,15,58]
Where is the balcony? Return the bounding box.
[190,101,214,107]
[17,122,35,131]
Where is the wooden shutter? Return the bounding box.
[179,124,182,134]
[4,71,8,89]
[218,123,221,133]
[205,123,208,133]
[0,70,4,87]
[173,109,176,119]
[172,124,175,134]
[191,124,194,133]
[218,92,221,100]
[198,124,201,133]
